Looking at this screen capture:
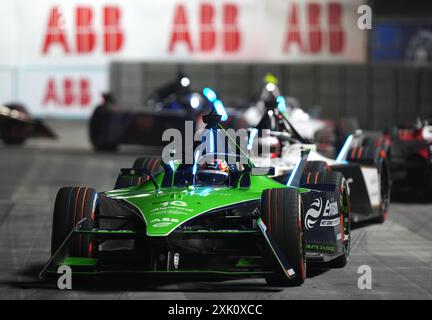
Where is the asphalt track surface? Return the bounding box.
[0,121,431,300]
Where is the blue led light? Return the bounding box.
[336,134,353,162]
[199,188,211,196]
[286,157,301,186]
[247,128,258,150]
[276,96,286,112]
[203,87,217,102]
[213,99,228,121]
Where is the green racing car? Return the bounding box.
[40,108,351,287]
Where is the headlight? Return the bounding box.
[422,126,432,142]
[190,93,201,109]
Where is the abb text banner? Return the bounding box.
[0,0,366,117]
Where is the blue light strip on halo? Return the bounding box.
[203,87,217,102]
[276,96,287,112]
[336,134,353,162]
[247,128,258,150]
[286,157,301,186]
[213,99,228,121]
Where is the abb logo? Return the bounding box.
[283,2,345,54]
[168,4,240,53]
[42,6,124,54]
[43,78,91,107]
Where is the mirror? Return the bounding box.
[120,168,159,189]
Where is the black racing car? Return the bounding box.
[0,103,56,145]
[388,116,432,195]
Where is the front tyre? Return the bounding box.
[51,187,98,257]
[261,188,306,287]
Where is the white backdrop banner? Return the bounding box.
[16,67,107,118]
[0,0,367,117]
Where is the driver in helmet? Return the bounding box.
[196,159,231,186]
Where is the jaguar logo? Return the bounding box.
[305,197,323,230]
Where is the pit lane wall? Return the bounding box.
[0,0,366,119]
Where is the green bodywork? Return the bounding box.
[106,173,308,237]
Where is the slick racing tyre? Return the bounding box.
[114,157,162,189]
[261,188,306,286]
[51,187,98,258]
[300,170,342,190]
[326,173,350,268]
[89,105,119,151]
[375,157,391,224]
[301,171,351,268]
[303,161,329,174]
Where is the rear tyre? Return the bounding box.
[303,161,329,174]
[89,106,119,151]
[328,177,350,268]
[51,187,98,257]
[300,170,341,190]
[114,157,162,189]
[261,188,306,287]
[375,157,391,224]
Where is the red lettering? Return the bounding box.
[307,3,322,53]
[200,4,216,52]
[42,79,59,105]
[283,3,303,52]
[75,7,95,53]
[169,5,193,52]
[43,78,92,107]
[76,7,95,53]
[80,79,91,106]
[104,6,124,53]
[63,78,74,106]
[223,4,240,52]
[42,7,70,54]
[328,3,344,53]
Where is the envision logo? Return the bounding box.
[305,198,322,230]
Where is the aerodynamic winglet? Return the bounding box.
[38,218,87,279]
[257,218,296,279]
